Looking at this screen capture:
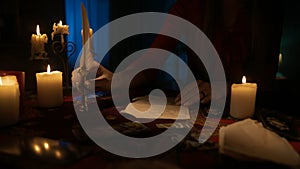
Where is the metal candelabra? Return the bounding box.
[51,34,76,89]
[30,34,76,89]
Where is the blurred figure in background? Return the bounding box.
[72,0,283,106]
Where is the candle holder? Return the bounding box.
[30,22,76,96]
[51,34,76,89]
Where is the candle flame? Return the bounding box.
[55,150,62,158]
[44,142,50,150]
[279,53,283,66]
[36,25,41,35]
[242,76,246,84]
[58,20,62,26]
[0,77,2,85]
[33,144,41,154]
[47,64,51,73]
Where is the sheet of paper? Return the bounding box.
[121,96,190,120]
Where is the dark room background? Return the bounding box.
[0,0,65,90]
[0,0,299,92]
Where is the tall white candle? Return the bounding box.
[0,75,20,126]
[230,76,257,119]
[36,65,63,108]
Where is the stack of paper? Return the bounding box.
[121,96,190,120]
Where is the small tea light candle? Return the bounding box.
[230,76,257,119]
[0,75,20,126]
[31,25,48,59]
[36,65,63,108]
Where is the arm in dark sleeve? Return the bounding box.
[129,0,196,87]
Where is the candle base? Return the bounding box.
[36,70,63,109]
[36,104,63,110]
[33,104,64,116]
[229,81,257,120]
[229,111,255,120]
[37,102,63,109]
[229,100,256,119]
[30,51,48,60]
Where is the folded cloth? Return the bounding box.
[219,118,300,167]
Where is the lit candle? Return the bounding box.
[31,25,48,59]
[230,76,257,119]
[0,71,25,114]
[36,65,63,108]
[0,75,20,126]
[51,20,69,40]
[278,53,283,66]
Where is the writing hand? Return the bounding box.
[175,80,211,106]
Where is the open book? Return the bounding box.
[121,95,190,120]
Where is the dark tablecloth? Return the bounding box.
[0,94,299,169]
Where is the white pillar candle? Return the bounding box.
[0,75,20,126]
[31,25,48,58]
[36,65,63,108]
[230,76,257,119]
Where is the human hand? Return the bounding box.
[71,59,100,83]
[72,57,113,92]
[94,64,113,91]
[175,80,211,106]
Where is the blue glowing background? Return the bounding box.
[64,0,110,71]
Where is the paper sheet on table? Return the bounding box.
[219,118,300,167]
[121,96,190,120]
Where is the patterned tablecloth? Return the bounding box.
[0,94,299,169]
